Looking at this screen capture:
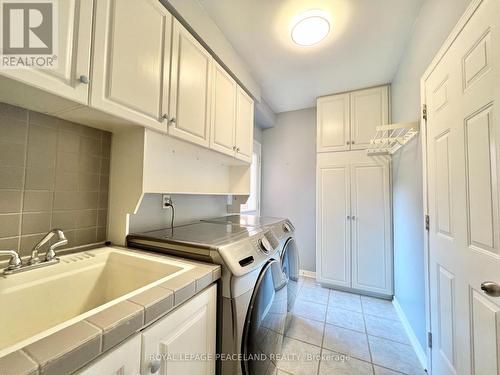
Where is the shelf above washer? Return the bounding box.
[367,122,420,156]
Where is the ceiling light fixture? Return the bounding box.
[291,10,331,46]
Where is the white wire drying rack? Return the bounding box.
[367,122,420,156]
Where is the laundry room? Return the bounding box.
[0,0,498,374]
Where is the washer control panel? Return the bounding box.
[258,236,273,254]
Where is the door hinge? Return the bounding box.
[425,215,430,231]
[422,104,428,121]
[427,332,433,349]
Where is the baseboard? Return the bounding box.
[392,297,428,371]
[299,269,316,279]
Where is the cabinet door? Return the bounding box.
[350,86,389,150]
[91,0,171,131]
[350,161,392,295]
[210,62,237,156]
[142,285,216,375]
[0,0,93,105]
[169,20,213,147]
[234,87,254,162]
[317,93,350,152]
[76,335,141,375]
[316,161,351,287]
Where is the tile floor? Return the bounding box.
[273,277,427,375]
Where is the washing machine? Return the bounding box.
[127,221,287,375]
[202,215,300,325]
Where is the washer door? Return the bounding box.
[241,260,287,375]
[281,237,300,313]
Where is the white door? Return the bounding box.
[169,20,213,147]
[0,0,93,105]
[91,0,171,131]
[350,86,389,150]
[76,335,141,375]
[142,285,216,375]
[316,155,351,287]
[317,93,350,152]
[210,62,237,157]
[424,0,500,374]
[234,87,254,162]
[351,161,392,295]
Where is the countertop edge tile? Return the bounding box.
[86,300,144,352]
[40,335,101,375]
[212,267,222,281]
[196,271,213,292]
[0,349,39,375]
[128,286,174,324]
[23,321,101,372]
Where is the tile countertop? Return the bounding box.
[0,246,221,375]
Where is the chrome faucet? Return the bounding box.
[0,250,22,272]
[1,229,68,275]
[29,229,68,264]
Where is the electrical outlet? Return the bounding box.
[162,195,173,209]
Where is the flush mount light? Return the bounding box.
[291,10,331,46]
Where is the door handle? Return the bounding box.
[481,281,500,297]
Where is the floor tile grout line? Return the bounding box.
[366,333,412,347]
[360,293,376,375]
[374,363,411,375]
[317,283,330,375]
[297,279,420,375]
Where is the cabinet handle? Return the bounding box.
[351,215,356,220]
[149,360,161,374]
[346,216,351,220]
[160,114,169,123]
[169,117,176,125]
[351,140,355,144]
[78,75,89,84]
[236,147,240,152]
[346,141,350,145]
[233,146,237,151]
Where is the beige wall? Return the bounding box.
[0,103,110,257]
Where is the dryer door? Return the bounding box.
[281,237,300,312]
[241,259,287,375]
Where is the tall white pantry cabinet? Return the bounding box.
[316,85,393,296]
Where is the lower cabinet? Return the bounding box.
[142,285,217,374]
[76,335,141,375]
[76,285,216,375]
[316,151,393,296]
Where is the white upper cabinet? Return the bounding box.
[234,87,254,162]
[169,20,213,148]
[350,86,389,150]
[210,62,237,156]
[0,0,93,105]
[91,0,171,131]
[317,85,389,152]
[317,93,350,152]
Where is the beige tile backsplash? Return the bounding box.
[0,102,111,257]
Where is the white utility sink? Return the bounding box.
[0,247,189,356]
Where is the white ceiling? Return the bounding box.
[198,0,424,113]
